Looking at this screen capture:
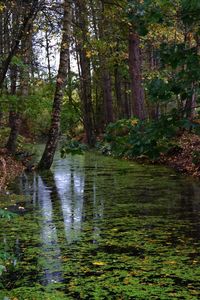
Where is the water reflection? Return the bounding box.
[4,152,200,293]
[37,175,62,285]
[54,164,85,244]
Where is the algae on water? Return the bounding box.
[1,153,200,299]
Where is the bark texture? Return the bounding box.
[129,32,146,120]
[38,0,71,170]
[75,0,95,146]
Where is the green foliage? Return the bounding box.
[181,0,200,24]
[104,116,181,160]
[0,209,16,220]
[0,208,17,279]
[128,118,178,159]
[104,118,138,157]
[0,94,21,112]
[24,81,54,136]
[61,140,88,158]
[0,288,69,300]
[0,127,36,156]
[147,76,173,103]
[0,127,10,146]
[61,101,81,136]
[11,56,26,68]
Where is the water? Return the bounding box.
[0,152,200,299]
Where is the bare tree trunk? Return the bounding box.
[99,1,113,125]
[6,64,20,153]
[79,48,96,145]
[128,32,146,120]
[6,9,20,153]
[114,64,123,119]
[75,0,95,146]
[102,70,113,124]
[6,112,21,153]
[184,82,197,118]
[123,81,131,119]
[45,30,52,81]
[38,0,71,170]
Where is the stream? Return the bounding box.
[0,151,200,299]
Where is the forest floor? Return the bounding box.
[0,148,24,191]
[160,132,200,178]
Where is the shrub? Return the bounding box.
[61,139,88,157]
[104,115,181,160]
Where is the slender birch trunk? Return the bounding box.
[38,0,72,170]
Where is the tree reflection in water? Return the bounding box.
[37,175,62,285]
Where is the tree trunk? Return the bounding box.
[6,64,20,153]
[184,82,197,118]
[38,0,71,170]
[123,81,131,119]
[98,1,113,125]
[114,65,123,119]
[75,0,95,146]
[0,1,39,89]
[102,70,113,124]
[79,48,96,146]
[128,32,146,120]
[6,9,20,153]
[6,112,21,153]
[6,8,32,154]
[45,30,52,82]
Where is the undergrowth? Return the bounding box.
[99,114,200,161]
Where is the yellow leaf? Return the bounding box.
[164,260,177,265]
[192,260,198,264]
[86,51,92,58]
[131,119,138,126]
[92,261,107,266]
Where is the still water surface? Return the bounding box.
[1,152,200,299]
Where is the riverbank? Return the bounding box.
[160,132,200,178]
[0,149,24,191]
[0,131,199,192]
[96,130,200,179]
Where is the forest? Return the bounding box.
[0,0,200,299]
[0,0,199,173]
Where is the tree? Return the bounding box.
[38,0,72,170]
[0,0,41,89]
[6,4,33,153]
[128,31,146,120]
[74,0,96,146]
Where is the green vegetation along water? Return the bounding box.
[0,152,200,300]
